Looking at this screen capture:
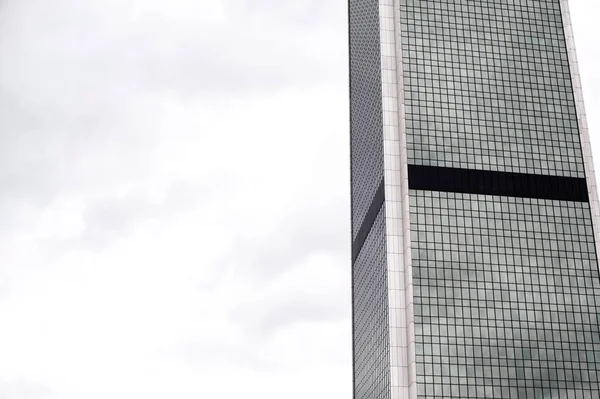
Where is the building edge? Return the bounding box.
[378,0,417,398]
[560,0,600,258]
[347,0,355,396]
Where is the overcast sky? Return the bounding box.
[0,1,598,398]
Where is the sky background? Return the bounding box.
[0,1,598,398]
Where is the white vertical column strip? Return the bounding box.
[391,0,417,397]
[559,0,600,253]
[378,0,416,397]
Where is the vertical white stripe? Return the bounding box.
[378,0,416,397]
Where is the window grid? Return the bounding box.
[354,208,391,399]
[400,0,585,177]
[410,190,600,398]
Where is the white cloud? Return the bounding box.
[0,0,350,397]
[0,380,51,399]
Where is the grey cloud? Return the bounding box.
[0,82,156,220]
[0,94,68,205]
[229,195,351,336]
[124,29,342,94]
[226,188,351,340]
[1,0,345,101]
[0,0,345,223]
[178,341,273,372]
[235,194,350,280]
[232,295,349,340]
[0,381,51,399]
[78,179,223,250]
[235,0,343,29]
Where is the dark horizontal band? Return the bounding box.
[352,179,385,263]
[408,164,589,202]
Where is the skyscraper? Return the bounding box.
[349,1,600,398]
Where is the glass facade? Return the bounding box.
[349,0,391,396]
[349,0,600,398]
[349,0,385,240]
[353,209,391,398]
[400,0,584,177]
[411,191,600,397]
